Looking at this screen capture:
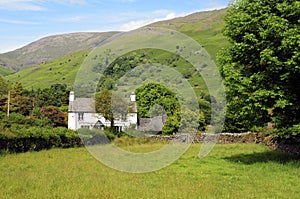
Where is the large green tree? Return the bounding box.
[136,83,182,134]
[95,89,114,127]
[135,83,180,118]
[0,77,8,99]
[9,82,33,116]
[30,84,69,108]
[95,89,128,128]
[0,77,9,111]
[218,0,300,132]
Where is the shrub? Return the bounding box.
[275,124,300,143]
[78,128,114,145]
[0,126,82,153]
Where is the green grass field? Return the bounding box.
[0,143,299,198]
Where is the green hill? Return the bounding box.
[5,51,89,89]
[0,32,119,71]
[0,65,13,77]
[5,8,228,90]
[149,8,228,60]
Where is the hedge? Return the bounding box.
[0,126,83,153]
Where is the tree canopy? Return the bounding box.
[218,0,300,132]
[135,83,180,118]
[95,89,128,128]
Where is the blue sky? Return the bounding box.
[0,0,229,53]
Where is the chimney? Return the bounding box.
[69,91,75,102]
[130,92,136,102]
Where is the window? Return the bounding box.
[78,113,84,121]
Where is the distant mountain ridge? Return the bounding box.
[0,8,227,72]
[4,8,228,89]
[0,32,119,71]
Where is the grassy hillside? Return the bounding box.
[0,65,13,77]
[0,143,299,198]
[5,51,89,89]
[5,9,228,90]
[99,49,209,97]
[0,32,119,71]
[149,8,228,60]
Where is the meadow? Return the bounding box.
[0,142,299,198]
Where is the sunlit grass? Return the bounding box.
[0,143,299,198]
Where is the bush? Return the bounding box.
[275,124,300,142]
[78,128,116,145]
[0,126,82,153]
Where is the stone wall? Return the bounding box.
[149,132,299,155]
[149,132,265,144]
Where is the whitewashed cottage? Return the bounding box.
[68,91,138,131]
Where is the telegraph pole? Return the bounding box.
[7,91,10,118]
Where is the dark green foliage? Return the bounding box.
[0,77,8,99]
[95,90,129,129]
[0,77,9,112]
[275,124,300,141]
[95,89,114,127]
[218,0,300,132]
[29,84,70,107]
[8,82,34,116]
[136,83,181,135]
[0,82,77,153]
[0,112,81,153]
[136,83,180,118]
[0,126,82,153]
[136,83,208,134]
[78,128,116,145]
[40,106,66,127]
[162,113,181,135]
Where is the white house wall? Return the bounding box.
[68,112,105,130]
[77,113,101,129]
[68,112,138,130]
[68,91,138,131]
[68,112,77,130]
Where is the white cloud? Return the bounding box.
[0,0,86,11]
[0,0,45,11]
[118,10,187,31]
[54,0,86,5]
[57,16,87,22]
[0,18,41,24]
[111,0,136,2]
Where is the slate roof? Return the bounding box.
[139,115,167,132]
[68,97,137,113]
[69,98,95,113]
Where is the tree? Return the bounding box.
[9,82,33,116]
[32,84,69,107]
[95,89,113,127]
[40,106,66,127]
[218,0,300,132]
[95,89,128,128]
[0,77,9,111]
[0,77,8,99]
[135,83,180,118]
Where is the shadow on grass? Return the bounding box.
[224,150,300,167]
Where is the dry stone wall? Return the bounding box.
[149,132,299,156]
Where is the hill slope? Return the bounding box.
[6,51,89,89]
[0,32,119,71]
[0,65,13,77]
[149,8,228,59]
[5,8,228,89]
